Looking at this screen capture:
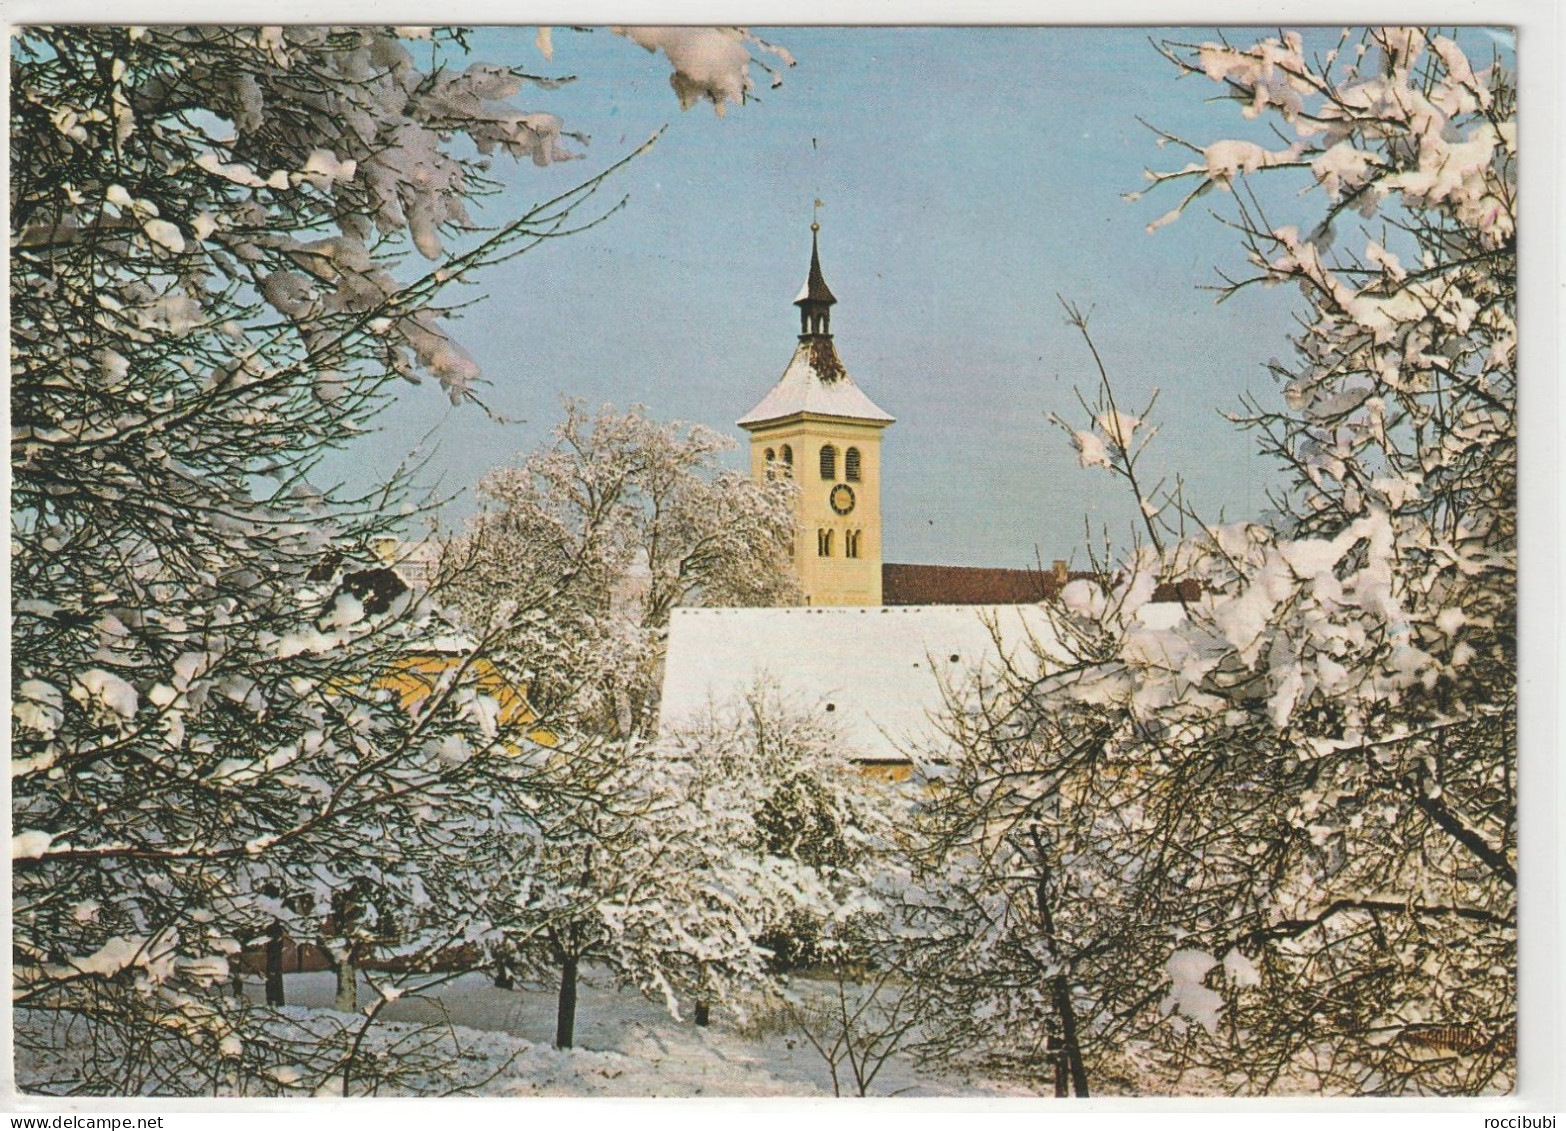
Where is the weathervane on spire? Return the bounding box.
[812,197,823,231]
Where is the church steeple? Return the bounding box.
[794,222,837,338]
[740,218,893,607]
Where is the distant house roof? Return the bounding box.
[1152,578,1202,603]
[884,563,1068,606]
[340,567,409,616]
[736,339,895,429]
[883,563,1201,607]
[659,604,1057,764]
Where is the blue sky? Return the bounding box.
[344,26,1508,569]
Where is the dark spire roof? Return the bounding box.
[794,222,836,337]
[796,223,836,306]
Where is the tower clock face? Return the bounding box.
[829,483,856,515]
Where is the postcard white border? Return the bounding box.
[3,1,1559,1121]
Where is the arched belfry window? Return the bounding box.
[820,444,838,481]
[845,530,861,559]
[845,447,862,482]
[764,447,776,479]
[817,529,834,557]
[781,445,794,476]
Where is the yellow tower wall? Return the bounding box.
[747,414,888,607]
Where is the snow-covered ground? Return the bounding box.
[17,970,1043,1098]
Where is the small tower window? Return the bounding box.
[764,447,776,480]
[781,445,793,477]
[845,530,861,559]
[817,529,834,557]
[820,444,838,481]
[845,447,862,482]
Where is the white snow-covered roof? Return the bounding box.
[736,341,895,428]
[658,604,1056,763]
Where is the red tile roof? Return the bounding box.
[1153,578,1202,603]
[881,563,1198,606]
[883,563,1063,605]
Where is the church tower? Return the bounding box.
[738,224,894,607]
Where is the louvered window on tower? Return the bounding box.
[781,445,793,476]
[845,447,861,482]
[764,447,776,479]
[818,529,833,557]
[820,444,838,480]
[845,530,861,558]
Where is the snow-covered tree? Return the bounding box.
[478,680,898,1049]
[10,24,792,1095]
[475,735,759,1049]
[668,683,904,974]
[908,27,1515,1096]
[436,401,800,741]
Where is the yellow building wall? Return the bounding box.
[747,414,887,607]
[380,653,559,748]
[855,760,914,784]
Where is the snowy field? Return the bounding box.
[16,970,1042,1098]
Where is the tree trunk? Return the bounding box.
[1053,974,1090,1097]
[264,926,286,1006]
[1051,1034,1069,1097]
[335,951,358,1013]
[694,1001,710,1027]
[1029,825,1089,1097]
[555,954,579,1049]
